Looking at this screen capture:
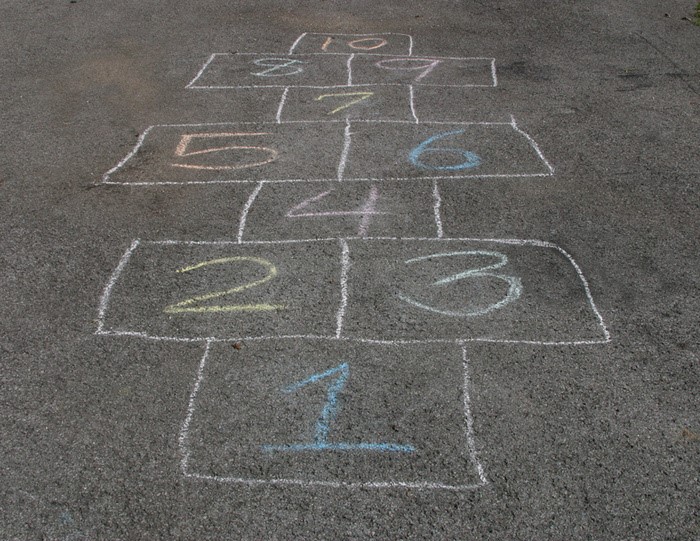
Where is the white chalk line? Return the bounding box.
[185,54,217,88]
[97,328,611,347]
[95,239,140,333]
[337,119,352,181]
[189,83,498,90]
[102,127,152,183]
[335,239,350,338]
[461,346,489,486]
[275,87,289,123]
[490,59,498,87]
[184,471,484,491]
[104,173,553,187]
[409,85,419,123]
[198,51,493,60]
[237,181,265,243]
[287,32,308,54]
[346,53,354,86]
[178,340,212,475]
[510,115,555,175]
[432,181,444,238]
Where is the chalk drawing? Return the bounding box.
[409,130,482,171]
[178,340,487,489]
[96,238,610,345]
[252,57,305,77]
[262,362,415,453]
[316,91,374,114]
[376,58,441,82]
[286,185,382,236]
[432,181,444,238]
[349,55,497,88]
[237,181,265,243]
[397,251,522,317]
[172,132,278,171]
[288,32,414,56]
[163,256,285,314]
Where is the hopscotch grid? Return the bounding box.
[461,346,489,486]
[237,181,265,243]
[96,237,610,344]
[193,52,495,60]
[335,240,351,338]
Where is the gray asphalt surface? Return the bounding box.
[1,1,699,539]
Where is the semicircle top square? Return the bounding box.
[288,32,414,56]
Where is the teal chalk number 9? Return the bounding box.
[409,130,481,171]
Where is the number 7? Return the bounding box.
[315,92,374,115]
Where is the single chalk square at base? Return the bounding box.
[341,238,608,344]
[188,53,351,89]
[350,55,496,87]
[181,340,485,490]
[277,85,414,122]
[97,240,342,340]
[289,33,414,56]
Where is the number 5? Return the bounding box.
[171,133,278,171]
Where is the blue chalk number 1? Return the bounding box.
[262,363,414,453]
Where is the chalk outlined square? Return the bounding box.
[277,85,414,122]
[350,55,497,87]
[240,181,439,241]
[187,53,351,89]
[179,340,487,490]
[342,119,554,181]
[340,238,609,344]
[96,240,343,341]
[102,123,346,185]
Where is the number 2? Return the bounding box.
[164,256,285,314]
[252,58,305,77]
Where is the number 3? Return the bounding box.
[398,251,522,317]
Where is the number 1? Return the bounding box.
[262,363,415,453]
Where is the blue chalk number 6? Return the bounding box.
[409,129,481,171]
